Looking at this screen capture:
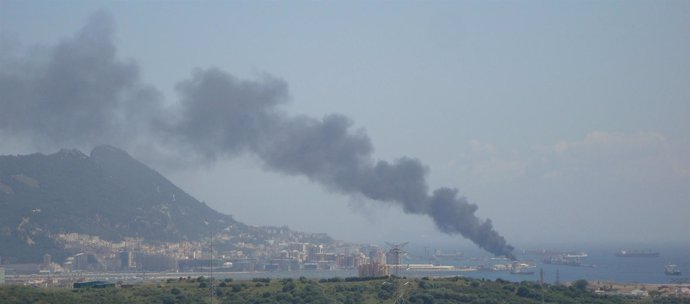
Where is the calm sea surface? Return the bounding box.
[404,243,690,284]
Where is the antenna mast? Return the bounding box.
[210,229,214,304]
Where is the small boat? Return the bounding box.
[564,252,588,259]
[665,264,682,276]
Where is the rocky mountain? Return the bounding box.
[0,145,331,263]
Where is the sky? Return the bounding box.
[1,1,689,249]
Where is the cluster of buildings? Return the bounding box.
[592,281,690,298]
[0,229,468,286]
[0,232,407,280]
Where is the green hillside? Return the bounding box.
[0,146,241,263]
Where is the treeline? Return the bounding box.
[0,276,684,304]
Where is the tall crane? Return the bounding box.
[385,242,409,266]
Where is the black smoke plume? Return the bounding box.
[0,13,514,258]
[0,11,161,150]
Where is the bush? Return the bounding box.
[409,293,435,304]
[282,281,296,292]
[572,279,588,291]
[418,280,433,289]
[517,286,531,297]
[378,281,397,299]
[160,294,176,304]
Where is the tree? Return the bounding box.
[572,280,588,292]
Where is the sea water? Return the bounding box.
[406,243,690,284]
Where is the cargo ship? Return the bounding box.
[432,250,464,260]
[615,250,659,258]
[509,262,535,275]
[510,268,535,275]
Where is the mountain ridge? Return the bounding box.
[0,145,331,263]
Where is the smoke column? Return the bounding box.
[0,13,514,258]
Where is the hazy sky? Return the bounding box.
[2,1,689,248]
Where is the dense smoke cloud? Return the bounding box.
[0,12,161,150]
[0,13,514,258]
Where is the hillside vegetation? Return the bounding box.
[0,276,681,304]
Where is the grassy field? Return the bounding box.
[0,276,685,304]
